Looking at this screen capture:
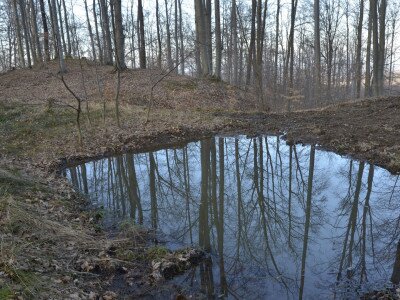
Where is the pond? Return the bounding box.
[65,136,400,299]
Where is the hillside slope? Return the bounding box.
[0,59,257,111]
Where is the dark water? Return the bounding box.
[65,136,400,299]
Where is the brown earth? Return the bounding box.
[1,59,400,299]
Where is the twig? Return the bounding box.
[54,73,84,146]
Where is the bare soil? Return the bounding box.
[1,59,400,299]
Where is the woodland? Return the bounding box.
[0,0,400,299]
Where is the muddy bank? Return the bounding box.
[221,96,400,174]
[56,96,400,175]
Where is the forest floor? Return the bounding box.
[1,59,400,299]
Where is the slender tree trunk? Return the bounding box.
[47,0,57,58]
[377,0,387,95]
[231,0,238,84]
[371,0,379,96]
[12,0,25,67]
[355,0,364,98]
[93,0,103,62]
[39,0,50,62]
[365,1,373,97]
[388,16,397,94]
[56,0,66,57]
[314,0,321,104]
[284,0,298,109]
[113,0,125,69]
[274,0,280,91]
[178,0,185,74]
[194,0,210,76]
[61,0,71,56]
[205,0,212,73]
[29,0,42,63]
[129,1,135,68]
[156,0,162,68]
[174,0,179,73]
[164,0,173,70]
[246,0,256,86]
[255,0,266,108]
[214,0,221,78]
[84,0,97,61]
[99,0,113,65]
[18,0,32,67]
[51,0,66,72]
[138,0,146,68]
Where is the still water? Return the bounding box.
[65,136,400,299]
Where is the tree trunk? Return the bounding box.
[18,0,32,67]
[205,0,212,73]
[12,0,25,67]
[84,0,97,61]
[39,0,50,62]
[246,0,256,86]
[194,0,210,76]
[355,0,364,98]
[377,0,387,95]
[314,0,321,104]
[29,0,42,63]
[214,0,221,78]
[365,1,373,97]
[113,0,125,69]
[51,0,66,72]
[231,0,238,84]
[178,0,185,74]
[174,0,179,73]
[138,0,146,68]
[99,0,113,65]
[273,0,280,91]
[56,0,66,58]
[283,0,298,97]
[61,0,71,56]
[156,0,162,68]
[164,0,173,70]
[255,0,265,108]
[93,0,103,62]
[371,0,379,96]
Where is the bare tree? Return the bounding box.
[314,0,321,103]
[112,0,126,70]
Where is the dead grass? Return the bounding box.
[0,165,151,298]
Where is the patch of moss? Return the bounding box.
[145,246,169,260]
[1,265,39,297]
[116,249,137,261]
[0,287,14,300]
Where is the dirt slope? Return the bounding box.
[0,59,257,111]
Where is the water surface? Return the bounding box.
[66,136,400,299]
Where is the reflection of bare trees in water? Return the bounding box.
[66,136,400,299]
[331,161,400,298]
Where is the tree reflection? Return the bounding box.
[66,136,400,299]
